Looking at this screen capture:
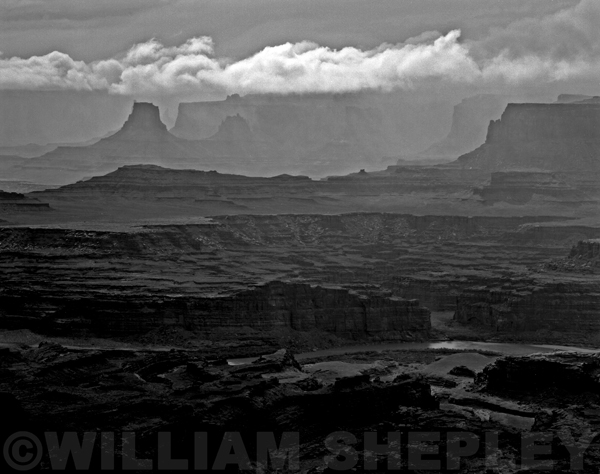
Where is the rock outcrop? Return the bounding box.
[0,343,443,471]
[476,352,600,395]
[5,97,400,184]
[414,94,510,161]
[456,103,600,172]
[570,239,600,264]
[4,103,204,184]
[545,239,600,273]
[172,93,389,151]
[171,94,396,177]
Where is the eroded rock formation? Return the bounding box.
[4,103,206,185]
[0,275,431,340]
[457,103,600,172]
[414,94,509,161]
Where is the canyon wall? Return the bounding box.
[0,277,431,341]
[454,280,600,332]
[415,94,509,161]
[456,103,600,172]
[453,237,600,334]
[171,93,451,158]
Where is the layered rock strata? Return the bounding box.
[454,280,600,332]
[0,278,431,340]
[474,171,593,205]
[1,211,591,329]
[0,190,50,211]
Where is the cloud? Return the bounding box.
[1,0,599,97]
[471,0,600,61]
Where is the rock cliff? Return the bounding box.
[171,94,394,176]
[0,211,586,333]
[4,103,204,184]
[570,239,600,262]
[456,103,600,172]
[454,280,600,332]
[0,278,431,340]
[172,93,388,150]
[414,94,509,161]
[5,98,394,184]
[545,239,600,273]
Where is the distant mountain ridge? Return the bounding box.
[3,95,429,185]
[3,100,388,185]
[2,102,204,184]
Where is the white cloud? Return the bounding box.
[1,0,599,97]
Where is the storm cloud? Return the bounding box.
[1,0,598,98]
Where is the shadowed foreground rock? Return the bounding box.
[476,351,600,395]
[3,344,600,471]
[0,344,442,470]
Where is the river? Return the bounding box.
[228,339,600,365]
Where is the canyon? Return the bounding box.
[1,92,600,472]
[1,203,598,343]
[1,99,599,341]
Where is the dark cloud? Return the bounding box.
[1,0,173,22]
[0,0,578,61]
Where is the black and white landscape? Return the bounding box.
[1,1,600,472]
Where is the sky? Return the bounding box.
[2,0,599,103]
